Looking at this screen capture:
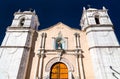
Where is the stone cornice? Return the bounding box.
[83,24,113,31]
[14,12,36,15]
[0,46,30,49]
[86,30,114,35]
[86,9,108,12]
[7,27,30,30]
[89,46,120,50]
[38,49,83,52]
[7,27,35,32]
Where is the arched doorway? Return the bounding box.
[50,62,68,79]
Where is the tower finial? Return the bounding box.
[103,6,106,10]
[83,7,86,11]
[33,10,36,14]
[17,9,21,12]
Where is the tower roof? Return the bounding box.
[14,10,36,15]
[23,11,33,13]
[87,8,97,10]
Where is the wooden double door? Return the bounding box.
[50,62,68,79]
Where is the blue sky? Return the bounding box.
[0,0,120,44]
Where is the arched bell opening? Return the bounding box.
[95,15,100,24]
[19,18,25,26]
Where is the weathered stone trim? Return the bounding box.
[89,46,120,50]
[84,24,113,31]
[86,30,113,35]
[0,46,30,48]
[45,57,74,72]
[17,48,30,79]
[39,49,82,52]
[45,53,81,55]
[7,27,31,29]
[14,12,36,15]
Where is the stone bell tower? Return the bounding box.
[0,10,39,79]
[80,7,120,79]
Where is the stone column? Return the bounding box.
[68,71,73,79]
[79,51,85,79]
[75,50,80,79]
[38,50,45,79]
[34,53,40,79]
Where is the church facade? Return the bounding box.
[0,7,120,79]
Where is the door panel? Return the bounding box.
[50,62,68,79]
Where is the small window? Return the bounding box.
[95,15,100,24]
[20,18,25,26]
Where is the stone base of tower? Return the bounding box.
[90,48,120,79]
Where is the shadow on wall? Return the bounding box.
[25,31,38,79]
[110,66,120,79]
